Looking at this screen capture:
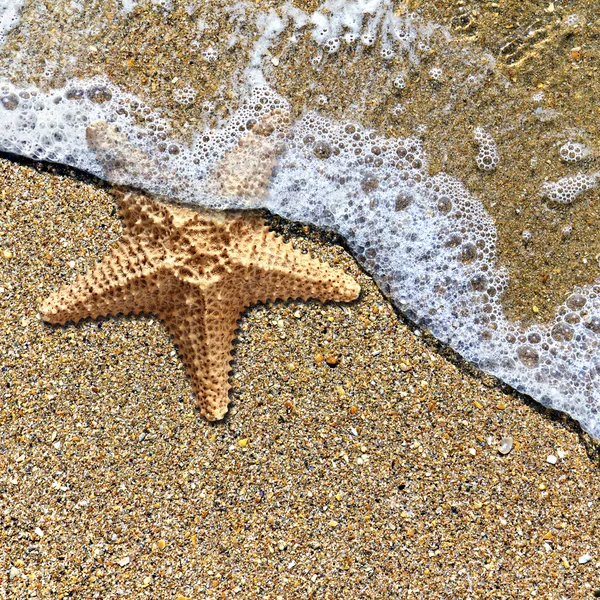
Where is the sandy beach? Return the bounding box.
[2,156,600,598]
[2,0,600,598]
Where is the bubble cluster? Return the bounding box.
[121,0,172,11]
[151,0,172,9]
[391,104,406,117]
[429,67,443,82]
[473,127,499,171]
[202,46,219,62]
[541,172,598,204]
[172,86,198,105]
[559,141,589,163]
[120,0,138,12]
[531,91,544,102]
[306,0,437,62]
[392,74,406,91]
[323,37,341,54]
[0,0,25,44]
[563,13,582,28]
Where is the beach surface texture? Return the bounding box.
[2,0,600,598]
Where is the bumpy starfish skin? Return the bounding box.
[40,193,360,420]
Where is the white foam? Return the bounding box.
[246,0,445,88]
[541,172,598,204]
[120,0,137,12]
[559,141,589,163]
[120,0,173,13]
[173,86,198,106]
[473,127,499,171]
[3,77,600,439]
[0,0,25,46]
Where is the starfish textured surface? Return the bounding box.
[40,192,361,420]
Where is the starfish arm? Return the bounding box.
[240,230,361,305]
[162,295,242,421]
[40,239,161,325]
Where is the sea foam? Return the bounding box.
[0,0,25,45]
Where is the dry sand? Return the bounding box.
[2,156,600,599]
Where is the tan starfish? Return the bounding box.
[40,192,360,420]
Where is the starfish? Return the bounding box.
[40,192,360,420]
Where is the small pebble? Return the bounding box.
[579,553,592,565]
[118,556,130,567]
[546,455,557,465]
[498,437,513,455]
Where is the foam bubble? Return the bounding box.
[429,67,443,82]
[264,0,442,68]
[392,74,406,91]
[559,141,589,163]
[202,46,219,62]
[541,172,598,204]
[473,127,499,171]
[120,0,138,12]
[173,86,198,106]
